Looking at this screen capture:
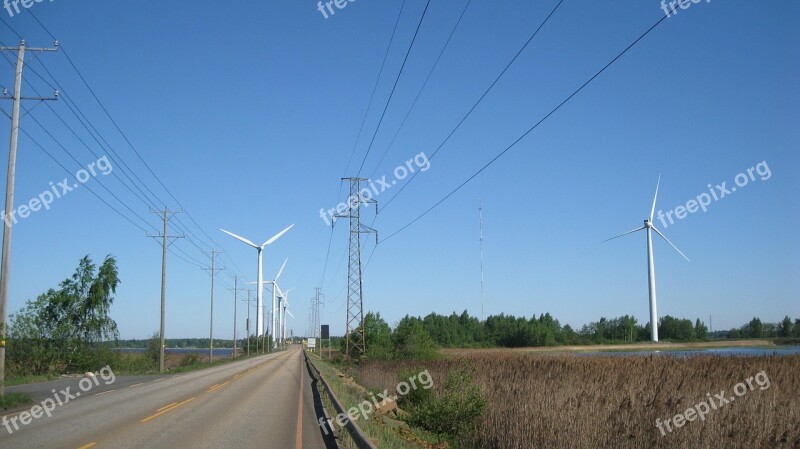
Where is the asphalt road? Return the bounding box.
[0,347,337,449]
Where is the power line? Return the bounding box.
[380,0,565,212]
[380,10,671,243]
[338,0,407,198]
[368,0,473,179]
[0,50,164,216]
[1,34,225,271]
[321,0,408,291]
[18,14,248,280]
[355,0,432,177]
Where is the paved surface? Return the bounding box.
[0,347,337,449]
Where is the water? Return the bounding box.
[576,346,800,357]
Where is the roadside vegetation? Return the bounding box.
[1,255,275,391]
[355,352,800,449]
[0,392,33,410]
[330,311,800,448]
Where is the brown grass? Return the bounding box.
[354,353,800,449]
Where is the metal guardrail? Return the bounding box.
[304,351,377,449]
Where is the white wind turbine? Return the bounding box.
[276,286,294,347]
[252,258,288,350]
[604,176,689,342]
[220,225,294,339]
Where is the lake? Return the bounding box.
[577,346,800,357]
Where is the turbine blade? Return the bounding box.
[286,309,295,319]
[276,258,288,280]
[652,226,690,262]
[650,174,661,222]
[220,229,258,248]
[262,224,295,247]
[602,226,646,243]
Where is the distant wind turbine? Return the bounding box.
[277,287,294,348]
[220,225,294,339]
[251,258,288,350]
[604,176,689,342]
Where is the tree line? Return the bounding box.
[344,310,800,359]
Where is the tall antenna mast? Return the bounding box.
[479,199,485,322]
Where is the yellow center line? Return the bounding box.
[140,397,195,423]
[152,378,166,383]
[128,383,145,388]
[207,381,230,393]
[94,389,115,396]
[76,443,96,449]
[207,383,221,390]
[156,402,178,412]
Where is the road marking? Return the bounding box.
[207,381,230,393]
[295,358,304,449]
[77,443,96,449]
[140,397,196,423]
[152,378,166,383]
[128,383,145,388]
[156,402,178,412]
[94,389,116,396]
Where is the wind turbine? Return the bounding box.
[252,258,288,350]
[220,225,294,340]
[281,288,294,341]
[272,285,293,348]
[604,176,689,342]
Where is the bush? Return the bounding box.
[403,361,486,438]
[179,353,202,367]
[146,332,161,365]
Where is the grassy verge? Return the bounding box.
[4,373,60,387]
[0,392,33,410]
[6,351,281,387]
[309,353,449,449]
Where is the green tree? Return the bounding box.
[8,255,121,374]
[744,317,763,338]
[393,316,438,360]
[778,316,793,338]
[363,312,393,360]
[694,319,708,340]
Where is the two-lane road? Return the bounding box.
[0,347,336,449]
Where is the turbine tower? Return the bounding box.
[276,287,294,347]
[604,176,689,342]
[253,259,287,350]
[220,225,293,338]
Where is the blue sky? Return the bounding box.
[0,0,797,339]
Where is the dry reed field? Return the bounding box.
[355,353,800,449]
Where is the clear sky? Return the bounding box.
[1,0,797,339]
